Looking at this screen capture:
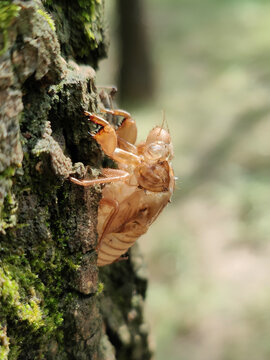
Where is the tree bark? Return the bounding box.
[0,1,152,359]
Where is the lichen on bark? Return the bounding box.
[0,1,152,359]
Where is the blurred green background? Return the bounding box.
[97,0,270,359]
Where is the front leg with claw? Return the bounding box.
[84,111,141,166]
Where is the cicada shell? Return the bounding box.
[70,108,175,266]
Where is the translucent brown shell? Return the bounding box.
[70,108,175,266]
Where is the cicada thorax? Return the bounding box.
[135,160,171,192]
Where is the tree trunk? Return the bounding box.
[0,1,152,359]
[117,0,155,105]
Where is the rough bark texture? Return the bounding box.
[0,1,152,359]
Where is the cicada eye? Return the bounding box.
[145,141,170,161]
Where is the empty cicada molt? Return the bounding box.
[70,107,175,266]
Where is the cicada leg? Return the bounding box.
[85,111,141,166]
[116,137,138,154]
[97,198,119,251]
[100,108,138,151]
[70,168,130,187]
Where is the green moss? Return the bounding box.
[77,0,104,52]
[0,192,17,235]
[0,167,16,179]
[42,0,53,6]
[97,282,104,295]
[0,155,83,356]
[0,167,18,234]
[0,267,43,328]
[0,205,80,355]
[0,1,20,55]
[42,0,107,66]
[37,8,56,32]
[0,325,10,360]
[49,81,64,96]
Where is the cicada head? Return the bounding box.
[144,127,174,162]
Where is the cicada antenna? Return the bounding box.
[157,110,165,136]
[161,110,165,129]
[159,110,170,135]
[163,110,170,133]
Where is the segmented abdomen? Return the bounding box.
[96,181,172,266]
[97,223,148,266]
